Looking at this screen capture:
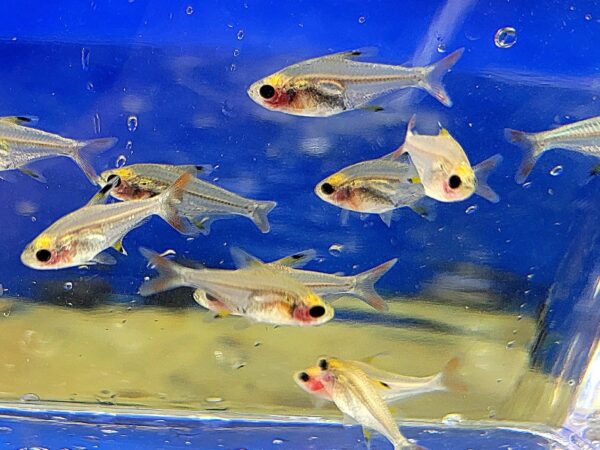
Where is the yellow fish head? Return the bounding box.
[314,172,347,203]
[443,162,476,201]
[247,71,288,108]
[20,233,61,269]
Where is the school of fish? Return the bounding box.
[7,43,598,450]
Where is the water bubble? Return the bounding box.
[442,413,463,425]
[93,113,101,134]
[236,29,245,40]
[585,13,592,20]
[568,379,576,386]
[506,340,515,349]
[81,48,90,71]
[185,5,194,15]
[358,16,366,24]
[522,181,532,189]
[86,81,94,91]
[437,42,447,53]
[233,49,240,57]
[159,249,176,258]
[494,27,517,48]
[205,397,223,403]
[125,140,133,151]
[272,439,285,445]
[21,393,40,402]
[550,165,563,176]
[115,155,127,168]
[127,115,138,132]
[465,205,478,214]
[63,282,73,291]
[527,273,534,280]
[229,63,236,72]
[328,243,344,257]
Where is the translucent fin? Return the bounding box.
[0,115,39,125]
[91,251,117,265]
[18,167,47,183]
[230,247,265,268]
[474,154,503,203]
[176,164,213,177]
[251,200,277,233]
[439,356,468,394]
[379,210,393,227]
[158,172,200,236]
[504,128,545,184]
[420,48,464,107]
[191,216,214,236]
[72,137,118,185]
[112,238,127,256]
[360,105,385,112]
[138,247,186,296]
[271,249,317,268]
[408,197,436,222]
[351,259,397,311]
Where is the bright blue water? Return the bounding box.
[0,0,599,449]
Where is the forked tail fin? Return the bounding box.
[72,137,118,185]
[474,154,503,203]
[351,259,398,311]
[420,48,464,107]
[251,200,277,233]
[138,247,187,296]
[504,128,546,184]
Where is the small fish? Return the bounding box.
[401,115,502,203]
[140,248,333,327]
[213,248,396,311]
[248,48,464,117]
[21,172,197,270]
[505,115,600,184]
[294,357,425,450]
[0,115,117,184]
[98,163,277,233]
[315,150,433,225]
[295,356,466,404]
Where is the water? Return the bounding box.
[0,0,599,449]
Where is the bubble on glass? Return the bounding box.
[437,41,447,53]
[127,115,138,132]
[506,340,515,349]
[86,81,94,91]
[527,273,534,280]
[115,155,127,168]
[205,397,223,403]
[585,13,592,20]
[81,48,90,71]
[233,49,240,57]
[494,27,517,48]
[442,413,463,425]
[185,5,194,15]
[21,393,40,402]
[358,16,366,24]
[522,181,533,189]
[568,379,576,386]
[159,249,176,258]
[272,439,285,445]
[230,63,236,72]
[550,165,563,176]
[63,282,73,291]
[465,205,478,215]
[328,243,344,257]
[236,29,245,40]
[125,140,133,152]
[93,113,101,134]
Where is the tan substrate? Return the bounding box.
[0,296,572,426]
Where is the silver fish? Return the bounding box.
[0,115,117,184]
[98,163,276,233]
[248,48,464,117]
[505,115,600,184]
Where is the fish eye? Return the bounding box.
[448,175,462,189]
[259,84,275,99]
[320,183,335,195]
[309,305,326,318]
[318,358,328,370]
[106,174,121,188]
[35,249,52,262]
[298,372,310,382]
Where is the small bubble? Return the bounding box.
[272,439,285,445]
[93,113,101,134]
[550,165,563,176]
[63,282,73,291]
[115,155,127,168]
[465,205,478,214]
[442,413,463,425]
[437,42,447,53]
[185,5,193,15]
[506,340,515,349]
[522,181,532,189]
[358,16,366,24]
[568,379,576,386]
[233,49,240,57]
[127,115,138,132]
[517,314,523,321]
[86,81,94,91]
[585,13,592,20]
[569,5,575,11]
[494,27,517,48]
[328,243,344,257]
[205,397,223,403]
[159,249,176,258]
[81,48,90,71]
[229,63,236,72]
[21,393,40,402]
[236,29,245,40]
[254,341,261,347]
[527,273,534,280]
[125,140,133,152]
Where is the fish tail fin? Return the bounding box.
[73,137,118,185]
[504,128,545,184]
[439,356,468,394]
[158,172,200,236]
[251,200,277,233]
[474,154,503,203]
[352,259,398,311]
[420,48,464,107]
[138,247,186,296]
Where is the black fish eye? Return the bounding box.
[35,249,52,262]
[259,84,275,99]
[449,175,462,189]
[309,306,326,318]
[298,372,310,382]
[106,174,121,188]
[318,359,328,370]
[320,183,335,195]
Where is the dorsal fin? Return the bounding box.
[271,249,317,268]
[0,115,39,125]
[230,247,265,269]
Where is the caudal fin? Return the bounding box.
[504,128,544,184]
[159,172,201,236]
[474,154,503,203]
[138,247,187,296]
[420,48,464,107]
[440,357,468,394]
[352,259,398,311]
[72,137,118,185]
[251,200,277,233]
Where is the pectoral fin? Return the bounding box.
[112,238,127,255]
[18,167,47,183]
[91,251,117,265]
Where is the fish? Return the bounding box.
[20,172,197,270]
[98,163,277,233]
[401,115,502,203]
[314,150,434,225]
[139,248,334,327]
[206,248,396,311]
[247,48,464,117]
[0,115,117,184]
[294,357,425,450]
[505,115,600,184]
[295,356,466,404]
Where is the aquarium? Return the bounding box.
[0,0,598,449]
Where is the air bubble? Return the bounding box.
[236,29,245,40]
[358,16,366,24]
[125,140,133,151]
[186,5,194,15]
[465,205,478,214]
[550,165,563,176]
[522,181,532,189]
[585,13,592,20]
[81,48,90,71]
[127,115,138,132]
[437,42,447,53]
[86,81,94,91]
[442,413,463,425]
[159,249,176,258]
[506,340,515,349]
[93,113,101,134]
[328,244,344,257]
[63,282,73,291]
[568,379,576,386]
[115,155,127,168]
[230,63,236,72]
[233,49,240,57]
[21,393,40,402]
[272,439,285,445]
[205,397,223,403]
[494,27,517,48]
